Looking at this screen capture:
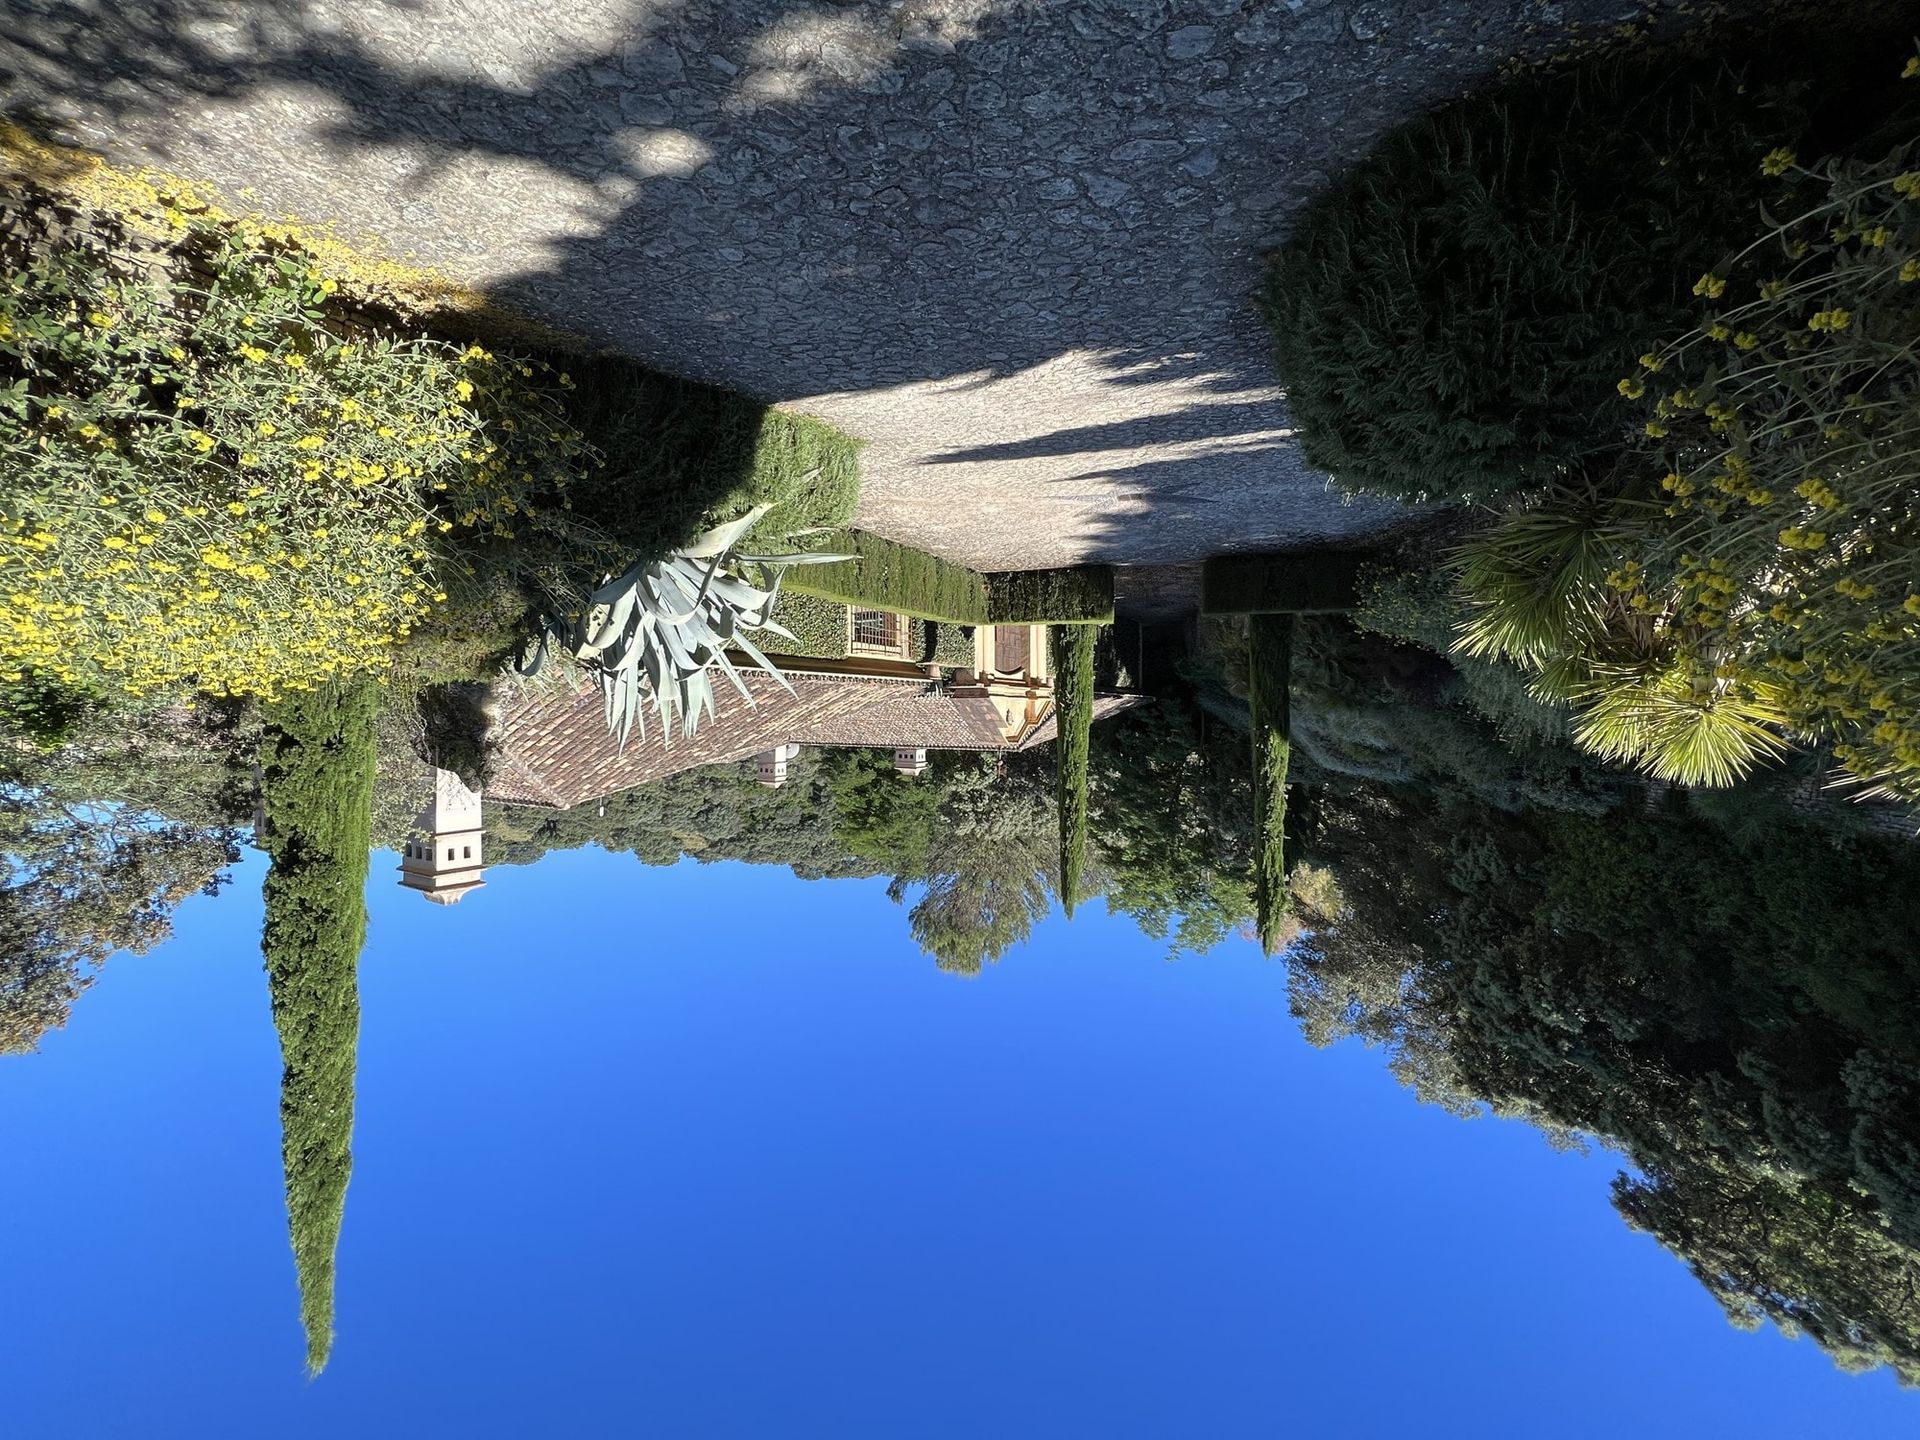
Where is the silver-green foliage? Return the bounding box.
[517,507,846,747]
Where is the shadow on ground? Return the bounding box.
[0,0,1797,566]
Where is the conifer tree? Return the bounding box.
[1051,624,1097,918]
[257,680,377,1375]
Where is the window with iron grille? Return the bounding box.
[849,608,900,654]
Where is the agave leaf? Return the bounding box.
[728,626,798,697]
[678,505,772,560]
[513,629,551,678]
[711,646,755,703]
[583,585,640,655]
[737,550,856,568]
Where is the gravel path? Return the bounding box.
[5,0,1733,570]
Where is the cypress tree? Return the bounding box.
[1248,615,1294,956]
[257,680,377,1375]
[1051,623,1097,918]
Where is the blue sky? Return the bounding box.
[2,844,1914,1438]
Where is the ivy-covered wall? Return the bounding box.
[767,592,978,668]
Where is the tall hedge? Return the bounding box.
[787,529,1114,626]
[987,566,1115,625]
[1263,57,1797,503]
[1248,615,1294,956]
[1051,624,1098,917]
[258,680,377,1376]
[786,529,991,622]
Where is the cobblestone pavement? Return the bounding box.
[4,0,1735,570]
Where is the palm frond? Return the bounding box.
[1570,667,1792,788]
[1452,488,1632,665]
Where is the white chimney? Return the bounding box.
[398,767,487,905]
[757,742,801,787]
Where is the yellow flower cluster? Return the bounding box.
[1604,110,1920,801]
[1,201,591,702]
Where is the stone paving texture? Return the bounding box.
[2,0,1724,570]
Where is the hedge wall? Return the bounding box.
[786,530,991,622]
[766,590,853,658]
[986,566,1115,625]
[930,621,977,668]
[787,530,1115,626]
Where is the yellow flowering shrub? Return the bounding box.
[0,206,589,702]
[1456,56,1920,802]
[1608,131,1920,800]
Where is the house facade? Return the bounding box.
[396,606,1143,900]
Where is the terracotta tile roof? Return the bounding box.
[486,668,1150,811]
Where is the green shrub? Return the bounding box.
[986,566,1115,624]
[0,199,587,701]
[1051,624,1096,917]
[786,529,991,622]
[1248,614,1294,955]
[258,680,375,1375]
[0,671,98,749]
[766,590,854,658]
[1263,56,1796,502]
[557,358,860,569]
[930,621,977,668]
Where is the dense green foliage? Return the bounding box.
[489,747,874,880]
[0,671,98,749]
[905,754,1056,974]
[490,744,1060,975]
[0,702,246,1051]
[1087,697,1254,956]
[1201,551,1363,615]
[0,775,238,1054]
[1263,57,1794,502]
[826,748,943,877]
[1453,129,1920,800]
[0,183,587,701]
[1294,780,1920,1382]
[557,358,861,570]
[786,529,992,622]
[1247,616,1294,954]
[257,681,376,1375]
[1051,624,1096,917]
[986,565,1115,625]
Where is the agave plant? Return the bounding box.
[516,508,847,747]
